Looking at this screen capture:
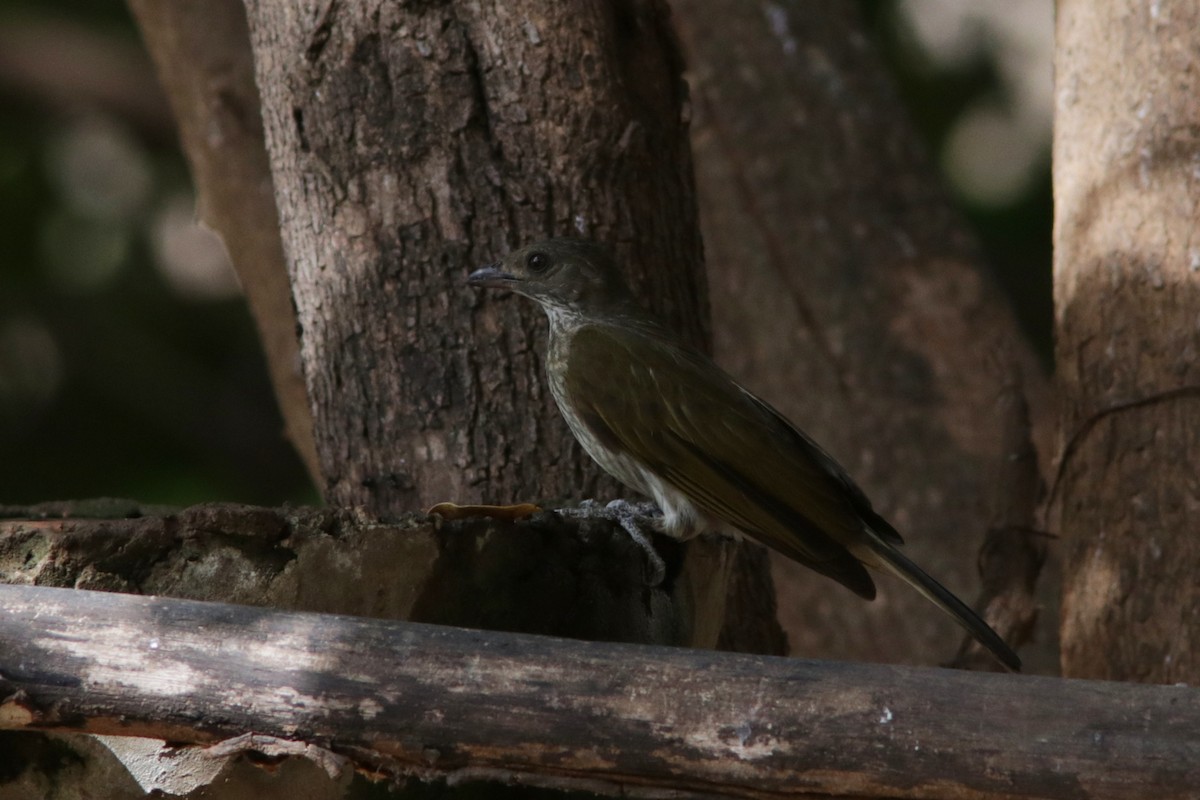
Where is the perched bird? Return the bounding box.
[468,238,1020,671]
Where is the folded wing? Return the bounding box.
[563,323,888,599]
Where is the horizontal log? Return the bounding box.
[0,583,1197,800]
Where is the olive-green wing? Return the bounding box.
[564,323,879,598]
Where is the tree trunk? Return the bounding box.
[1054,1,1200,682]
[673,0,1054,669]
[243,0,707,514]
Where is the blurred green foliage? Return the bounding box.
[0,0,1051,508]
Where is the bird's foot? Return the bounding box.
[560,499,666,586]
[603,499,667,587]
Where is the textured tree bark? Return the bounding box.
[4,584,1200,800]
[243,0,707,514]
[1054,1,1200,683]
[672,0,1055,670]
[127,0,320,486]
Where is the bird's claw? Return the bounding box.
[603,499,667,586]
[559,499,666,586]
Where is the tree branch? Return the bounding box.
[0,584,1196,800]
[127,0,321,486]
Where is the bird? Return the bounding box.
[467,237,1020,671]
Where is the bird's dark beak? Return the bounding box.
[467,263,519,289]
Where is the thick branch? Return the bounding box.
[1,584,1197,800]
[127,0,320,485]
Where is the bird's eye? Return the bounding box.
[526,252,550,273]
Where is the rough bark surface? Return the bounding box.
[672,0,1055,670]
[1054,1,1200,683]
[243,0,708,514]
[4,584,1200,800]
[127,0,320,485]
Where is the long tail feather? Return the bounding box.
[865,537,1021,671]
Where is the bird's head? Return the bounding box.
[467,238,634,316]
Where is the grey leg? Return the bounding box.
[558,499,666,585]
